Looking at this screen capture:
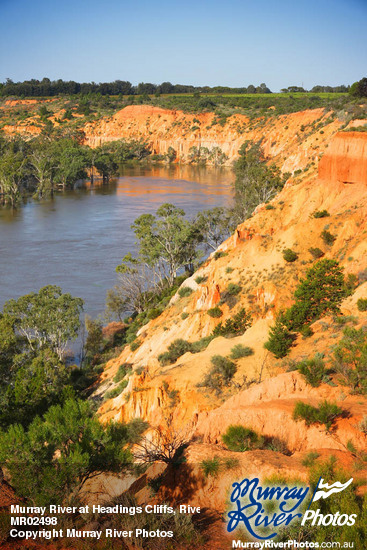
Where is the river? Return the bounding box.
[0,165,234,320]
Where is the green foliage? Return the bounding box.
[207,306,223,318]
[264,318,296,358]
[309,247,324,259]
[293,400,343,429]
[301,451,320,467]
[212,308,252,337]
[283,248,298,262]
[333,327,367,394]
[230,344,254,359]
[190,335,214,353]
[357,298,367,312]
[222,425,261,452]
[146,307,163,320]
[231,141,285,228]
[114,363,132,383]
[350,77,367,97]
[158,339,192,365]
[194,207,231,252]
[0,398,144,505]
[178,286,193,298]
[214,251,227,260]
[321,229,336,245]
[296,357,327,387]
[84,316,103,365]
[313,210,330,218]
[105,379,129,399]
[181,312,189,320]
[200,355,237,393]
[200,457,221,478]
[130,340,141,352]
[358,415,367,435]
[195,275,207,284]
[226,283,241,295]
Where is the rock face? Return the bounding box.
[318,131,367,185]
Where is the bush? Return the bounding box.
[226,283,241,295]
[200,457,220,477]
[114,363,132,383]
[309,247,324,259]
[283,249,298,262]
[181,312,189,320]
[195,276,206,284]
[147,308,163,320]
[212,308,252,338]
[158,339,192,365]
[190,335,214,353]
[207,306,223,318]
[357,298,367,312]
[105,379,128,399]
[200,355,237,393]
[293,400,343,430]
[178,287,193,298]
[321,230,336,245]
[265,204,275,210]
[214,251,227,260]
[333,327,367,394]
[222,425,261,452]
[130,340,141,352]
[358,415,367,434]
[301,451,320,467]
[264,318,296,358]
[297,357,326,387]
[313,210,330,218]
[230,344,254,359]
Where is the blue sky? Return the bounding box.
[0,0,366,91]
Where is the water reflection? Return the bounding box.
[0,165,233,318]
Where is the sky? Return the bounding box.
[0,0,366,91]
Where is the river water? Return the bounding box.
[0,165,234,319]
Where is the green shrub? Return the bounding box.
[190,335,214,353]
[214,251,227,260]
[309,247,324,259]
[357,298,367,312]
[130,340,141,352]
[301,451,320,467]
[146,308,163,320]
[178,287,193,298]
[212,308,252,338]
[265,204,275,210]
[225,267,234,273]
[114,363,132,383]
[195,275,207,284]
[230,344,254,359]
[297,357,326,387]
[293,400,343,430]
[181,312,189,320]
[207,306,223,318]
[313,210,330,218]
[222,425,261,452]
[226,283,241,295]
[264,318,296,358]
[158,339,192,365]
[283,248,298,262]
[200,457,221,477]
[333,327,367,394]
[105,379,129,399]
[321,230,336,245]
[200,355,237,393]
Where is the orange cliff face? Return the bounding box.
[83,105,342,171]
[318,131,367,185]
[97,131,367,439]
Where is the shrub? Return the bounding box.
[200,457,221,477]
[358,415,367,434]
[297,357,326,387]
[178,287,193,298]
[147,308,163,320]
[190,335,214,353]
[265,204,275,210]
[264,318,296,358]
[293,400,343,430]
[230,344,254,359]
[181,312,189,320]
[283,248,298,262]
[313,210,330,218]
[225,267,234,273]
[301,451,320,467]
[309,247,324,259]
[333,327,367,394]
[212,308,252,338]
[105,379,129,399]
[222,425,261,452]
[200,355,237,393]
[130,340,141,352]
[114,363,132,383]
[158,339,192,365]
[207,306,223,318]
[321,230,336,245]
[226,283,241,295]
[357,298,367,312]
[214,251,227,260]
[195,276,206,284]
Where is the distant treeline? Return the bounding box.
[0,78,350,97]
